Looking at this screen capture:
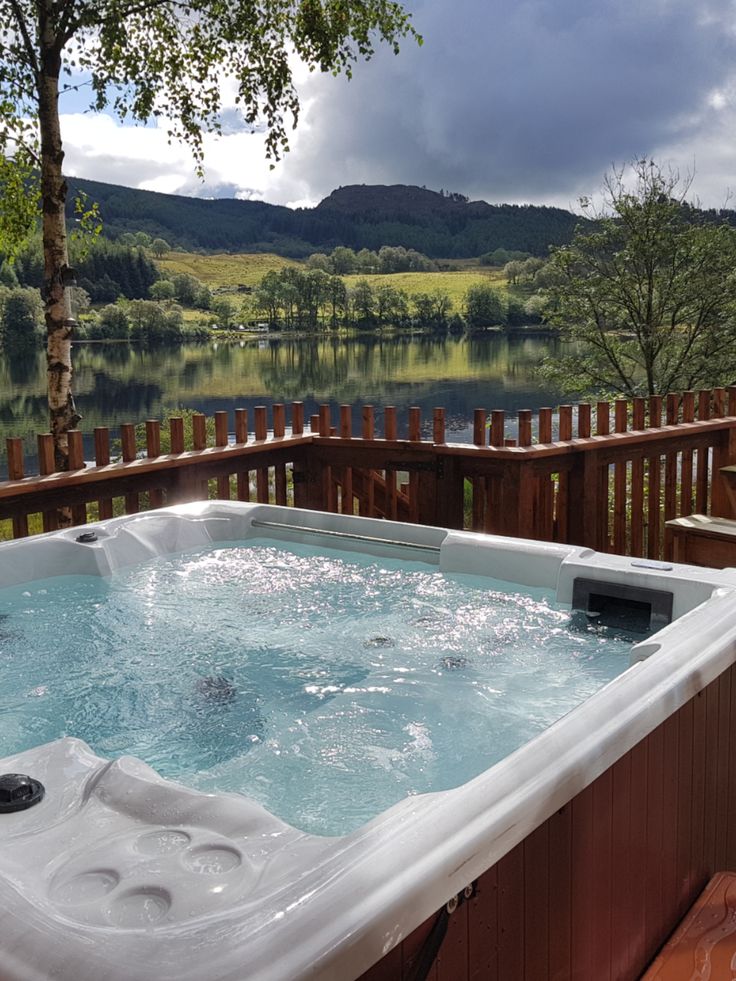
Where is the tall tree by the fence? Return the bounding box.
[0,0,420,472]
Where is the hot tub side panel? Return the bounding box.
[358,661,736,981]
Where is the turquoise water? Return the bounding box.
[0,540,638,835]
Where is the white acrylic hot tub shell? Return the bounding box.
[2,502,736,981]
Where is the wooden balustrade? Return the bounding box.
[3,389,736,560]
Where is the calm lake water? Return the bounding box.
[0,332,567,474]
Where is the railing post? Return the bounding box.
[415,452,465,529]
[710,424,736,518]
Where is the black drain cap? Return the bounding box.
[0,773,45,813]
[76,532,98,543]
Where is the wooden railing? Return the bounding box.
[3,388,736,559]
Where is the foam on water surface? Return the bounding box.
[0,539,641,835]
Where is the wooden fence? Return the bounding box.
[3,387,736,560]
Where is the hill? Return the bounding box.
[65,177,582,259]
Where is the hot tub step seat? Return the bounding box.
[665,514,736,568]
[641,871,736,979]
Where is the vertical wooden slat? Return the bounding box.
[468,866,498,980]
[340,405,353,515]
[695,390,711,513]
[433,408,445,445]
[596,401,610,436]
[273,404,287,506]
[630,400,645,557]
[234,408,250,503]
[613,399,628,554]
[291,402,304,435]
[472,409,487,532]
[663,395,679,534]
[713,388,726,418]
[497,847,524,981]
[120,423,139,515]
[214,411,230,500]
[577,403,592,439]
[556,407,573,546]
[384,406,397,521]
[169,417,184,453]
[591,768,614,981]
[517,409,532,447]
[361,406,375,517]
[680,392,695,517]
[68,431,87,526]
[310,413,320,434]
[547,804,572,981]
[647,397,663,558]
[490,410,505,447]
[254,407,269,504]
[538,409,554,542]
[37,433,58,533]
[523,823,549,981]
[145,420,164,509]
[319,404,331,438]
[408,407,421,524]
[6,438,28,538]
[93,427,113,522]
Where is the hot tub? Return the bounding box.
[1,501,736,981]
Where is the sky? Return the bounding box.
[59,0,736,212]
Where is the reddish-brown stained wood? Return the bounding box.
[310,413,320,434]
[728,386,736,417]
[591,768,614,980]
[436,899,469,981]
[675,700,694,918]
[233,409,250,502]
[291,402,304,436]
[319,404,331,438]
[384,406,397,442]
[362,405,375,440]
[144,421,164,509]
[691,691,708,899]
[523,822,549,981]
[715,670,732,868]
[547,804,572,981]
[120,423,139,515]
[407,407,421,523]
[538,408,553,443]
[632,398,646,430]
[402,917,439,981]
[254,407,269,503]
[384,411,398,520]
[613,402,628,554]
[168,418,184,454]
[433,408,446,445]
[644,721,666,961]
[703,682,720,875]
[214,412,230,500]
[38,434,58,531]
[647,398,663,558]
[559,405,573,441]
[518,409,532,447]
[233,409,248,443]
[272,404,286,439]
[6,438,28,537]
[577,402,592,439]
[497,846,525,981]
[93,428,113,521]
[713,388,726,417]
[627,740,649,973]
[490,410,505,447]
[695,395,710,514]
[680,393,695,517]
[570,782,596,980]
[727,672,736,864]
[597,401,611,436]
[67,431,87,526]
[468,866,498,981]
[339,406,353,515]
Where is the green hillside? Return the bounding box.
[65,177,582,259]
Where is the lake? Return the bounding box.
[0,332,568,474]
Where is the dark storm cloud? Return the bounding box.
[289,0,736,203]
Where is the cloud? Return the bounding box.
[59,0,736,210]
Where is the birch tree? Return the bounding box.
[0,0,419,467]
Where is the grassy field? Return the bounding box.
[343,267,506,308]
[157,251,299,288]
[156,251,507,307]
